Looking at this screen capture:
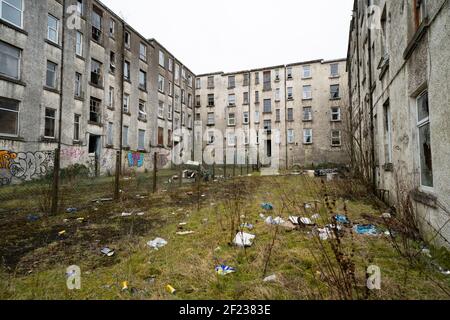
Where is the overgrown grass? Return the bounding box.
[0,174,449,300]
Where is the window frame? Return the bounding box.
[47,14,59,44]
[0,0,24,29]
[44,107,56,138]
[0,97,19,137]
[0,40,21,80]
[416,89,433,189]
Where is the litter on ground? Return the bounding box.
[263,274,277,282]
[261,203,274,211]
[101,247,115,257]
[334,214,350,224]
[176,231,195,235]
[233,232,256,247]
[215,265,236,275]
[121,212,133,217]
[27,214,40,222]
[265,216,285,226]
[166,285,177,294]
[354,224,379,235]
[147,238,168,250]
[66,208,78,214]
[240,223,254,230]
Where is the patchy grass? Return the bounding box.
[0,174,449,300]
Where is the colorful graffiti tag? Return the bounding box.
[0,150,54,185]
[128,152,144,168]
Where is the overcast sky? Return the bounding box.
[102,0,354,75]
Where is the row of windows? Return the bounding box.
[212,129,342,147]
[196,85,341,108]
[195,64,340,90]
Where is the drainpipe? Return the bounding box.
[284,66,288,170]
[51,0,67,215]
[367,0,376,191]
[171,58,175,169]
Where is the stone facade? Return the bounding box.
[347,0,450,247]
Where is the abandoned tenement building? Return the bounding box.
[347,0,450,246]
[0,0,350,183]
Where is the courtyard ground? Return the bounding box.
[0,173,449,300]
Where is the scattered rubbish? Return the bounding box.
[179,222,188,226]
[354,224,379,235]
[234,232,256,247]
[259,213,266,219]
[214,246,221,252]
[334,214,350,225]
[122,281,129,291]
[317,228,333,241]
[421,248,432,258]
[304,203,312,209]
[136,212,145,216]
[186,191,194,196]
[76,217,85,223]
[66,208,78,214]
[326,173,337,181]
[382,213,392,219]
[240,223,254,230]
[202,218,209,223]
[201,194,206,197]
[263,274,277,282]
[58,230,66,236]
[121,212,133,217]
[315,168,339,177]
[261,203,274,211]
[92,198,113,203]
[27,214,40,222]
[147,238,168,250]
[384,230,394,237]
[311,214,321,220]
[288,216,314,226]
[304,170,315,177]
[176,231,195,236]
[166,285,177,294]
[101,247,115,257]
[145,277,156,285]
[215,265,236,276]
[265,216,285,226]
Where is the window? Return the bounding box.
[287,67,293,79]
[138,129,145,150]
[181,68,186,80]
[168,129,172,146]
[228,76,235,89]
[243,111,249,124]
[158,127,164,146]
[0,41,21,80]
[331,130,341,146]
[188,114,192,128]
[228,94,236,106]
[287,87,293,100]
[175,64,180,81]
[274,69,280,81]
[90,59,102,86]
[303,85,312,99]
[195,95,201,107]
[125,32,131,48]
[181,89,185,104]
[228,113,235,126]
[46,61,57,88]
[384,103,392,163]
[76,31,83,56]
[124,61,130,81]
[91,8,102,42]
[0,97,19,136]
[303,107,312,121]
[1,0,23,28]
[207,76,214,89]
[227,133,236,147]
[110,51,116,73]
[108,86,114,108]
[123,94,129,113]
[109,19,115,37]
[195,113,200,121]
[417,90,433,187]
[287,129,294,144]
[207,94,214,107]
[244,73,249,86]
[107,122,113,146]
[331,107,341,121]
[330,63,339,77]
[207,131,215,144]
[303,65,311,78]
[188,94,192,108]
[138,101,146,121]
[89,97,101,123]
[275,88,281,101]
[187,75,193,88]
[168,81,173,96]
[75,73,82,97]
[287,108,294,121]
[196,78,201,89]
[168,58,173,72]
[263,99,271,113]
[139,70,147,90]
[44,108,56,138]
[243,92,249,105]
[330,84,340,99]
[254,111,260,124]
[47,15,59,44]
[276,109,281,122]
[158,101,165,119]
[159,50,165,67]
[76,0,84,16]
[139,43,147,61]
[303,129,313,144]
[73,114,80,141]
[255,72,260,85]
[207,112,215,125]
[158,75,165,92]
[123,126,129,147]
[263,71,271,91]
[168,104,173,120]
[264,120,272,132]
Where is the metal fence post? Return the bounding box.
[114,151,120,200]
[153,152,158,193]
[51,148,60,215]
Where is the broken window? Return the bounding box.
[417,90,433,187]
[243,92,249,105]
[138,100,147,121]
[139,70,147,90]
[73,114,80,141]
[90,59,102,86]
[243,111,249,124]
[0,97,19,136]
[384,103,392,163]
[331,130,341,146]
[330,84,340,99]
[303,129,313,144]
[91,7,102,42]
[331,107,341,121]
[44,108,56,138]
[208,94,215,107]
[89,97,101,123]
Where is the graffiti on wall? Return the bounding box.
[128,152,144,168]
[61,147,86,163]
[0,150,54,185]
[157,152,170,169]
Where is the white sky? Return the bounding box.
[102,0,354,75]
